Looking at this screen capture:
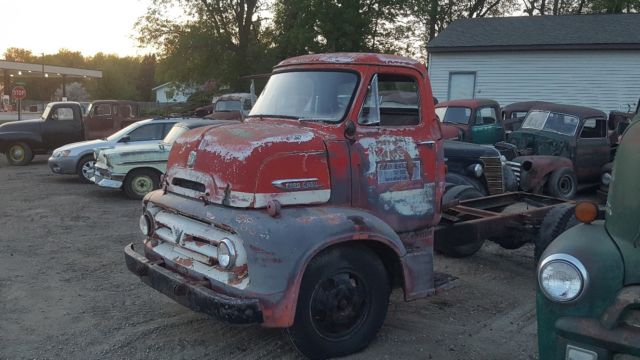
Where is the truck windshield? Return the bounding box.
[522,110,579,136]
[215,100,241,112]
[435,106,472,124]
[249,71,358,122]
[162,125,188,144]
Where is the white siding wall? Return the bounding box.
[428,50,640,113]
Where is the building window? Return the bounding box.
[448,72,476,100]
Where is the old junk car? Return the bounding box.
[499,103,612,199]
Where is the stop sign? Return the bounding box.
[11,86,27,100]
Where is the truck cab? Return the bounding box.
[536,116,640,359]
[125,53,446,359]
[435,99,504,144]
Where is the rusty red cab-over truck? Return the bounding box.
[125,53,452,359]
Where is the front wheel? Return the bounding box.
[76,155,96,184]
[287,245,390,360]
[6,142,33,166]
[546,168,577,200]
[123,169,160,200]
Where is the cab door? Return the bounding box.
[42,105,83,148]
[470,106,503,144]
[350,70,440,232]
[576,118,610,181]
[85,103,116,139]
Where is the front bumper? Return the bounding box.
[92,166,125,188]
[124,243,263,324]
[48,156,78,175]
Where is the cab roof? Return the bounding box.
[435,98,499,108]
[530,102,606,119]
[275,52,426,72]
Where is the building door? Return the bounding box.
[448,72,476,100]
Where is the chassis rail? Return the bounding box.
[436,192,572,247]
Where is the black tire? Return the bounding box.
[445,173,488,196]
[5,142,32,166]
[287,245,390,360]
[546,168,577,200]
[76,155,96,184]
[436,185,486,257]
[123,169,160,200]
[534,204,578,262]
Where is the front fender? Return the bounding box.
[0,131,43,152]
[514,155,573,192]
[145,192,410,327]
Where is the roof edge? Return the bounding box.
[428,43,640,53]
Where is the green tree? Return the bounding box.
[137,54,157,101]
[135,0,272,91]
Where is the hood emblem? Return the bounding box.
[187,151,197,169]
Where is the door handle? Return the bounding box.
[418,140,435,148]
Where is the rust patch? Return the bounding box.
[174,257,194,268]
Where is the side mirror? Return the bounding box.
[50,112,59,121]
[119,135,131,143]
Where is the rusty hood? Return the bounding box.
[165,121,331,208]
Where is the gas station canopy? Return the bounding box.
[0,60,102,79]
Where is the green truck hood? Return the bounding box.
[606,119,640,285]
[508,128,571,157]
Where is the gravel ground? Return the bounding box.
[0,155,567,360]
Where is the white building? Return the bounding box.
[152,82,197,103]
[427,14,640,114]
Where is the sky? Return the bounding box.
[0,0,158,58]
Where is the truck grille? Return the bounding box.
[480,156,504,195]
[506,161,521,183]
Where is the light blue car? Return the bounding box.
[48,118,179,183]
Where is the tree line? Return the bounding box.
[4,0,638,101]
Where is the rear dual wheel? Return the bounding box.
[287,245,390,360]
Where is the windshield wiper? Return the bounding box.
[247,114,300,120]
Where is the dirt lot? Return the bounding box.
[0,155,553,360]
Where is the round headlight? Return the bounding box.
[139,213,152,236]
[601,172,612,186]
[217,238,236,269]
[538,254,588,303]
[468,163,483,178]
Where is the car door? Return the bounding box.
[351,70,439,232]
[470,106,503,144]
[119,122,168,145]
[42,105,83,148]
[575,118,610,182]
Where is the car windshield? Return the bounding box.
[215,100,241,112]
[249,71,358,122]
[435,106,472,124]
[106,121,147,141]
[522,110,579,136]
[162,125,188,144]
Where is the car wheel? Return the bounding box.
[123,169,160,200]
[546,168,577,200]
[435,185,486,257]
[287,245,390,360]
[6,142,33,166]
[534,204,578,263]
[76,155,96,184]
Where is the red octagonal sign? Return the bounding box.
[11,86,27,100]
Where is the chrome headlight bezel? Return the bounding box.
[139,212,154,237]
[538,253,589,303]
[467,163,483,178]
[217,238,237,269]
[601,172,612,186]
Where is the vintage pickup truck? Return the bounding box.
[0,100,142,165]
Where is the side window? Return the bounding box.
[94,104,112,116]
[161,123,176,137]
[475,107,497,125]
[118,105,135,119]
[127,123,164,141]
[580,118,607,138]
[358,74,420,126]
[54,107,75,121]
